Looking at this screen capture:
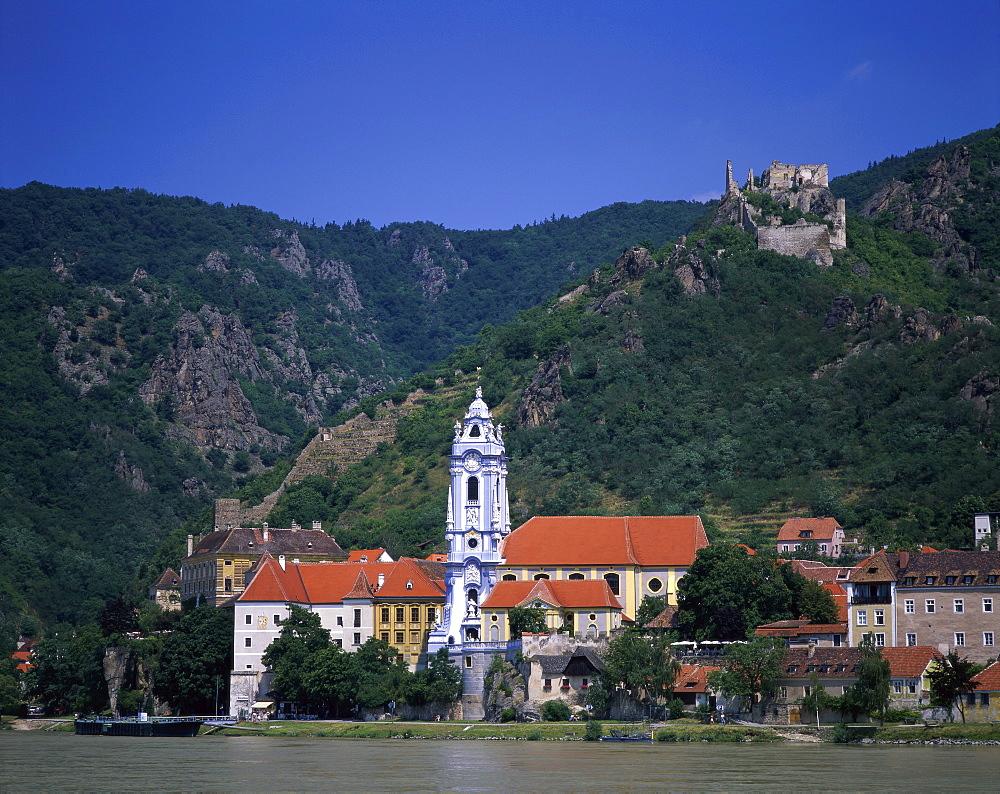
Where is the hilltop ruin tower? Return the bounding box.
[715,159,846,267]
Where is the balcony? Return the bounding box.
[850,595,892,605]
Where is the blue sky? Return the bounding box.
[2,1,998,230]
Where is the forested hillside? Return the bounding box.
[253,125,1000,572]
[0,186,702,635]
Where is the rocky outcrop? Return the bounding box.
[670,245,721,296]
[861,144,983,274]
[622,328,644,353]
[611,246,656,284]
[515,345,572,428]
[139,306,285,451]
[270,229,311,277]
[115,451,149,492]
[586,290,630,315]
[413,246,448,300]
[314,259,364,312]
[199,250,230,273]
[860,294,900,331]
[482,659,528,723]
[960,370,999,419]
[822,296,859,330]
[899,308,940,345]
[550,284,590,312]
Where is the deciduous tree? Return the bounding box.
[707,637,785,715]
[928,651,981,724]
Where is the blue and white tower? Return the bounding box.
[428,387,510,659]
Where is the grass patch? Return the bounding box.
[873,723,1000,743]
[654,726,780,743]
[214,720,592,740]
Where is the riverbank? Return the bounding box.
[6,716,999,744]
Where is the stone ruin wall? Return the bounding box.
[760,161,830,190]
[757,222,833,267]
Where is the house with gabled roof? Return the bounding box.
[967,660,1000,722]
[776,517,854,559]
[229,553,445,717]
[180,517,347,607]
[148,567,181,611]
[497,515,709,618]
[480,578,624,644]
[347,548,393,563]
[755,619,848,648]
[673,664,721,709]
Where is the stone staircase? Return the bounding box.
[239,390,427,525]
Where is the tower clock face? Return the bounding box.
[257,615,268,629]
[463,451,482,472]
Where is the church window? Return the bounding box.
[502,574,516,581]
[467,477,479,502]
[491,614,498,622]
[568,573,584,580]
[468,538,478,549]
[534,573,550,580]
[589,613,597,621]
[465,656,473,668]
[469,425,481,438]
[648,578,663,593]
[604,573,620,596]
[428,607,437,622]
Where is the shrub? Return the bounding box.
[540,699,571,721]
[500,707,516,723]
[584,720,603,741]
[526,730,542,741]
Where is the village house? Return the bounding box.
[966,660,1000,722]
[673,664,720,710]
[479,578,624,643]
[180,514,346,607]
[776,517,853,559]
[148,567,181,611]
[520,639,606,708]
[229,554,444,717]
[755,619,848,648]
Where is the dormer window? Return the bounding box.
[963,575,973,584]
[945,576,955,585]
[799,530,813,538]
[406,580,413,590]
[904,577,915,586]
[926,576,936,585]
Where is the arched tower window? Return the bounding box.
[604,572,620,596]
[467,477,479,502]
[469,425,481,438]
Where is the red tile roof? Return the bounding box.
[347,549,390,563]
[151,568,180,588]
[238,556,444,605]
[674,664,720,694]
[881,647,944,678]
[972,661,1000,691]
[645,605,680,629]
[776,517,841,543]
[501,516,708,567]
[424,553,448,563]
[755,619,847,638]
[481,579,622,610]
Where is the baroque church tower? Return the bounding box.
[427,387,510,657]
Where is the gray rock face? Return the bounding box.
[270,229,311,277]
[314,259,364,312]
[115,450,150,492]
[670,246,721,296]
[515,345,572,428]
[899,308,940,344]
[199,250,230,273]
[413,246,448,300]
[960,370,999,417]
[611,246,656,284]
[139,306,285,451]
[822,296,859,330]
[586,290,630,315]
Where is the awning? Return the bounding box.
[251,701,274,709]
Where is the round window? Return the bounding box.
[491,614,498,622]
[648,577,663,593]
[468,537,478,549]
[589,613,597,621]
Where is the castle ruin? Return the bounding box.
[716,159,846,267]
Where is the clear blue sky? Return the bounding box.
[2,1,998,231]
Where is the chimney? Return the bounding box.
[187,534,194,556]
[808,639,816,658]
[262,523,269,542]
[312,520,322,531]
[278,554,286,571]
[899,551,909,569]
[377,573,385,589]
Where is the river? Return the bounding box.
[1,732,996,791]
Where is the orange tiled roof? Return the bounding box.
[881,647,944,678]
[481,579,622,610]
[755,619,847,638]
[646,605,679,629]
[347,549,389,563]
[776,517,841,543]
[674,664,720,694]
[239,557,445,605]
[424,553,448,563]
[501,516,708,567]
[972,660,1000,691]
[151,568,180,588]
